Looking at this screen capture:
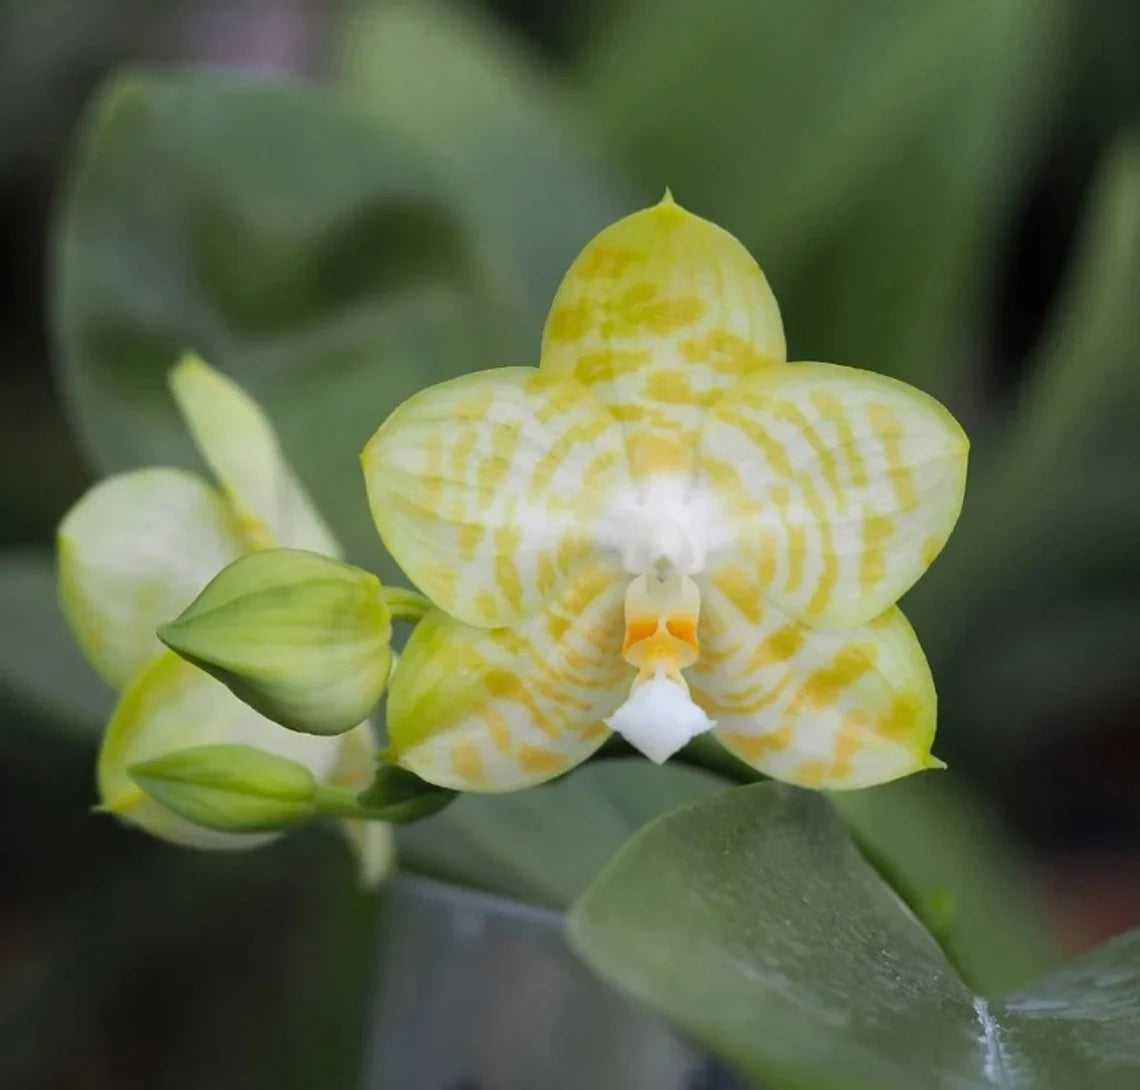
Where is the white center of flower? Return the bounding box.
[596,476,727,577]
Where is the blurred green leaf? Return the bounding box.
[336,2,630,345]
[783,0,1063,392]
[569,784,1140,1089]
[832,775,1060,996]
[947,595,1140,756]
[54,70,503,570]
[581,0,1039,278]
[399,759,725,907]
[0,548,109,734]
[909,135,1140,662]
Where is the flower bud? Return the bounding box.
[128,744,317,833]
[159,548,392,736]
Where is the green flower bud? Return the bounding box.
[128,744,317,833]
[159,549,392,736]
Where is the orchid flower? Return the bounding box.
[363,195,968,793]
[58,357,392,884]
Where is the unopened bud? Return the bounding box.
[159,548,392,736]
[128,744,317,832]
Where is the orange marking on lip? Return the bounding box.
[625,619,659,647]
[665,617,698,646]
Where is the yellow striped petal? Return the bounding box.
[98,652,341,849]
[691,588,940,790]
[330,722,395,888]
[59,468,246,689]
[699,362,968,628]
[362,368,628,628]
[540,195,785,479]
[170,355,341,556]
[386,561,631,792]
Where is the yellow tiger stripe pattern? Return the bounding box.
[387,561,631,792]
[362,196,969,792]
[691,587,939,790]
[539,194,786,480]
[698,362,969,628]
[362,368,630,629]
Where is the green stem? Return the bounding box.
[313,784,389,821]
[381,586,433,623]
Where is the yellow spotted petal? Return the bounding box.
[699,362,968,628]
[691,585,940,790]
[362,368,628,628]
[387,562,631,792]
[330,722,395,888]
[98,652,341,849]
[59,468,247,689]
[540,195,785,478]
[170,355,341,556]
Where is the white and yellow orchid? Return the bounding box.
[59,356,392,885]
[363,195,968,793]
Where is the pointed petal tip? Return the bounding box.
[168,350,210,390]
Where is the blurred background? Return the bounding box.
[0,0,1137,1086]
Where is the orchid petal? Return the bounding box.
[699,362,968,627]
[540,195,785,479]
[691,585,940,789]
[59,468,246,689]
[170,355,341,556]
[98,652,341,849]
[387,561,631,791]
[362,368,628,628]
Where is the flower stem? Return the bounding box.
[381,586,433,623]
[313,784,383,820]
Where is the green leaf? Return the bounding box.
[781,0,1062,392]
[570,783,1140,1089]
[335,2,630,345]
[582,0,1035,277]
[908,135,1140,664]
[0,548,110,734]
[400,759,726,907]
[999,930,1140,1086]
[832,775,1059,997]
[337,763,455,825]
[53,70,502,570]
[570,783,988,1090]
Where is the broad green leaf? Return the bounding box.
[570,783,1140,1089]
[336,2,630,345]
[54,70,502,569]
[570,783,988,1090]
[0,548,110,734]
[1000,930,1140,1088]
